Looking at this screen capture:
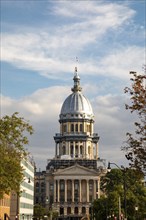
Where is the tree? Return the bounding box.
[0,112,33,199]
[92,169,146,220]
[33,204,46,220]
[122,71,146,174]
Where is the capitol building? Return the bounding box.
[34,67,106,220]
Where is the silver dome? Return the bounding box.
[60,68,94,120]
[61,92,93,116]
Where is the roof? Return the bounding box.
[60,68,94,120]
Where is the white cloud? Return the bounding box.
[1,0,144,169]
[1,0,140,80]
[1,84,137,169]
[2,28,144,80]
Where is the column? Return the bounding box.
[83,121,85,132]
[86,143,88,158]
[72,180,74,202]
[84,142,86,158]
[79,179,81,202]
[83,142,86,158]
[86,180,89,202]
[91,122,93,134]
[98,179,100,198]
[65,179,67,202]
[55,143,57,157]
[57,180,60,202]
[96,143,98,159]
[54,180,56,203]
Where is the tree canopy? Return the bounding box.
[122,71,146,174]
[0,112,33,199]
[92,168,146,220]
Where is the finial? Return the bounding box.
[72,57,82,92]
[74,57,78,75]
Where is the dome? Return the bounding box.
[61,92,93,116]
[60,68,94,120]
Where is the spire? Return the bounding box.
[71,58,82,92]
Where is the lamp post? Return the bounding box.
[107,162,127,220]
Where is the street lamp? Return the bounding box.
[135,206,138,219]
[108,162,127,220]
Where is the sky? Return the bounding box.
[1,0,145,170]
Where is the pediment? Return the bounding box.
[54,163,98,176]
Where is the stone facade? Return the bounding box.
[34,171,46,207]
[35,68,106,219]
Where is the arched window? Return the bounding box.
[71,145,73,156]
[75,124,78,132]
[60,207,64,215]
[63,145,66,155]
[67,207,71,215]
[74,207,78,214]
[36,182,39,187]
[82,207,86,214]
[75,145,78,157]
[80,124,83,132]
[71,124,74,132]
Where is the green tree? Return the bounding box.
[0,112,33,199]
[93,168,146,220]
[33,204,46,219]
[122,71,146,173]
[92,197,107,220]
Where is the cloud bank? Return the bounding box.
[1,0,145,169]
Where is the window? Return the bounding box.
[89,182,93,190]
[63,124,67,132]
[80,124,83,132]
[71,124,74,132]
[71,145,73,155]
[62,145,66,155]
[75,145,78,157]
[50,184,53,191]
[80,146,83,155]
[41,188,44,192]
[36,182,39,187]
[60,180,64,191]
[41,182,45,187]
[74,180,79,190]
[75,124,78,132]
[36,188,39,193]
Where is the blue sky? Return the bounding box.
[1,0,145,170]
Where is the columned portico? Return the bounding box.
[52,166,101,217]
[54,178,100,203]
